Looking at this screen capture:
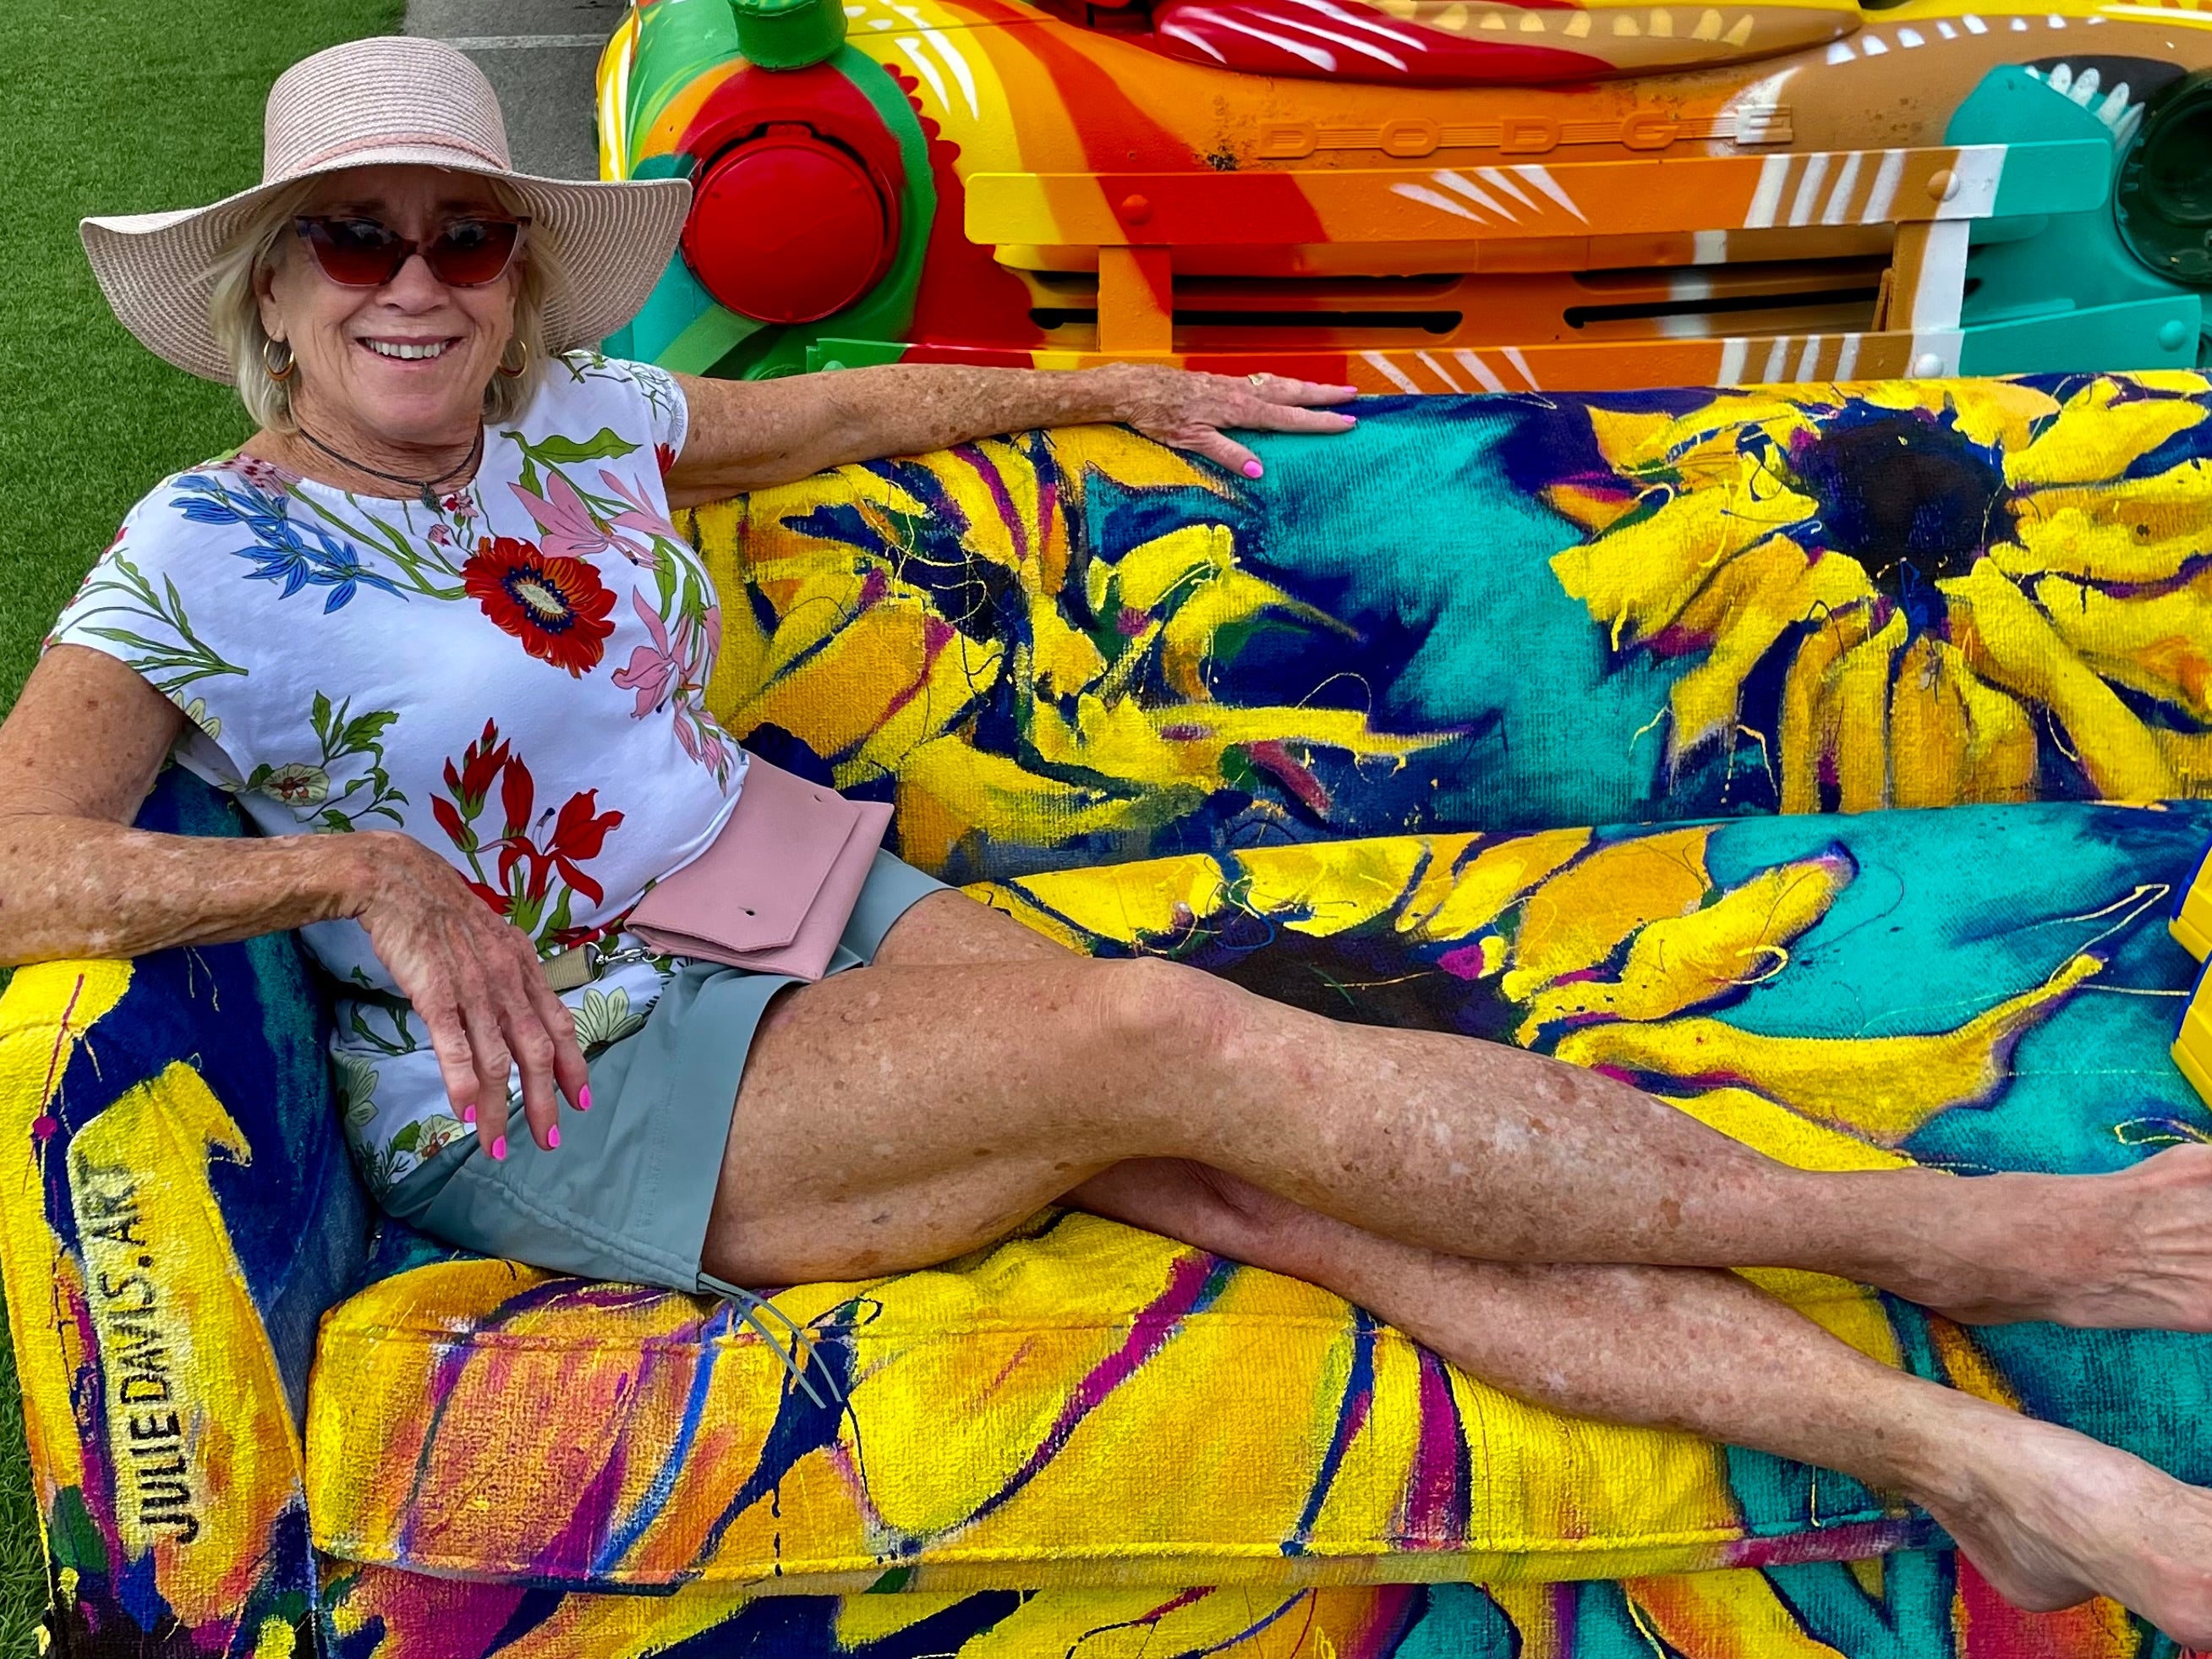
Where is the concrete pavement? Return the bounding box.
[403,0,626,178]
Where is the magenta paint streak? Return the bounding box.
[1724,1514,1934,1568]
[956,1252,1233,1530]
[1397,1349,1469,1547]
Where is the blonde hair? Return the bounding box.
[205,173,561,432]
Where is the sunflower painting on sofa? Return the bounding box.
[1546,373,2212,813]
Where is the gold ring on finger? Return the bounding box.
[1248,371,1268,387]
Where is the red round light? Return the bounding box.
[682,127,895,326]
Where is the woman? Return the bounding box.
[3,34,2209,1638]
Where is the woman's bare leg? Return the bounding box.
[706,901,2212,1331]
[1065,1158,2212,1648]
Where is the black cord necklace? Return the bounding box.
[294,422,484,511]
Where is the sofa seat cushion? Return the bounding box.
[304,801,2212,1590]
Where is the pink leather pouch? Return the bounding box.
[627,758,893,982]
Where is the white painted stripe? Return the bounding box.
[1932,145,2007,219]
[1292,0,1426,47]
[1501,346,1540,389]
[1897,25,1925,43]
[1512,164,1588,222]
[1451,349,1508,393]
[1432,170,1514,216]
[1908,219,1971,329]
[1718,337,1750,385]
[1415,350,1465,391]
[1788,153,1831,225]
[1392,182,1485,222]
[1158,19,1231,57]
[1183,9,1339,67]
[1936,19,1957,36]
[1476,167,1538,210]
[436,33,609,48]
[1821,151,1864,224]
[1826,38,1856,60]
[895,38,952,107]
[1693,229,1729,264]
[1860,149,1906,223]
[1860,30,1888,51]
[1836,332,1861,380]
[1796,337,1821,379]
[1962,11,1987,30]
[1266,10,1410,65]
[1745,153,1792,229]
[1762,336,1792,381]
[1361,351,1424,393]
[905,17,982,117]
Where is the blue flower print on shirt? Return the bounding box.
[173,473,407,613]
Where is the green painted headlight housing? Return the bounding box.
[728,0,848,69]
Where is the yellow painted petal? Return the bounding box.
[980,852,1233,948]
[1502,827,1713,1002]
[2002,461,2212,583]
[1234,836,1437,936]
[1626,1569,1858,1659]
[1401,828,1592,942]
[1828,611,1906,811]
[1668,539,1874,753]
[1926,1314,2024,1410]
[2005,379,2208,487]
[1889,635,1970,808]
[1645,396,1821,471]
[1777,605,1872,813]
[1050,422,1235,504]
[1951,562,2176,800]
[2034,569,2212,721]
[1518,851,1851,1036]
[1556,477,1824,658]
[1027,600,1109,700]
[1658,1087,1914,1174]
[1554,952,2103,1144]
[895,737,1196,873]
[1860,377,2060,456]
[1952,654,2040,803]
[1579,401,1695,475]
[1544,479,1645,536]
[728,597,1000,776]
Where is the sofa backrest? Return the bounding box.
[690,374,2212,884]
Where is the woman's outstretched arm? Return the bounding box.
[0,645,586,1156]
[662,361,1358,504]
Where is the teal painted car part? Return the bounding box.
[1947,66,2205,375]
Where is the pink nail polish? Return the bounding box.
[548,1125,561,1150]
[578,1085,593,1113]
[491,1135,507,1162]
[1341,413,1359,424]
[462,1103,476,1125]
[1242,460,1263,479]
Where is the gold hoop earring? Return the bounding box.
[497,339,530,379]
[262,337,297,382]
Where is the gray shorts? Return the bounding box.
[381,849,949,1295]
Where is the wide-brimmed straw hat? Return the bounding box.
[79,35,691,382]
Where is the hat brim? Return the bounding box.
[80,146,692,383]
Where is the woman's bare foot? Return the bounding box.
[1918,1404,2212,1647]
[1885,1146,2212,1332]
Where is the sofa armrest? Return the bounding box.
[0,770,369,1656]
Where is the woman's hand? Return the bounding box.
[352,831,588,1160]
[1090,363,1360,479]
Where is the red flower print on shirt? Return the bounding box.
[434,719,625,947]
[655,443,676,479]
[463,535,615,676]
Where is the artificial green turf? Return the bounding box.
[0,1,401,1645]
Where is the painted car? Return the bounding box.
[597,0,2212,391]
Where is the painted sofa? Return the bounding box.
[7,371,2212,1657]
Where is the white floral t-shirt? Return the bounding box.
[47,353,745,1192]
